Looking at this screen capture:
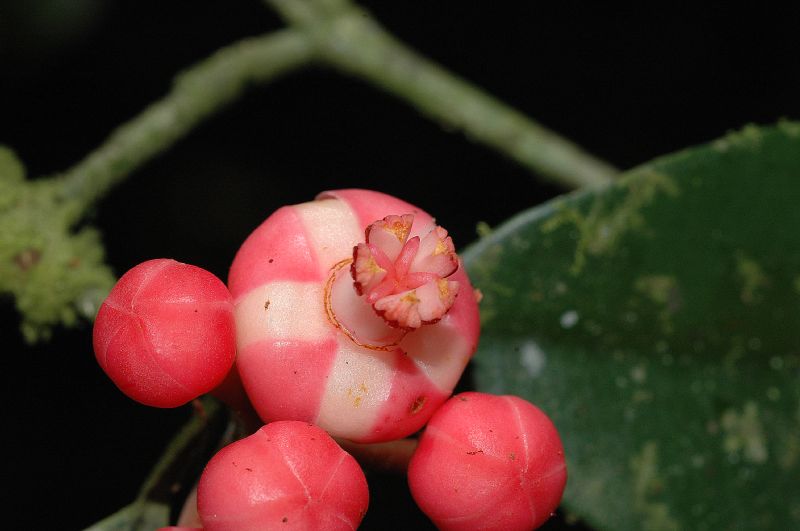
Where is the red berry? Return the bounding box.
[197,421,369,530]
[93,259,236,408]
[408,392,567,531]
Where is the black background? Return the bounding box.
[2,1,798,529]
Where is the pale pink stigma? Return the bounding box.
[351,214,459,329]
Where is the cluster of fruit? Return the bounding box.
[93,190,566,530]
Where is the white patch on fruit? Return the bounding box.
[400,315,471,393]
[315,336,393,439]
[294,199,362,273]
[234,281,328,347]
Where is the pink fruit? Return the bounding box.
[228,189,480,442]
[93,259,236,408]
[197,421,369,530]
[408,392,567,531]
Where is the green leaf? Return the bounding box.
[464,121,800,530]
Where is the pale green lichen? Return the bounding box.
[542,169,679,274]
[777,118,800,138]
[630,363,647,384]
[712,123,765,152]
[475,220,492,238]
[634,275,679,307]
[0,146,25,212]
[634,275,681,334]
[0,147,115,342]
[630,441,681,531]
[0,146,25,181]
[779,432,800,471]
[540,202,583,238]
[720,401,769,464]
[735,251,769,305]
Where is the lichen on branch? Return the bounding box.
[0,146,114,342]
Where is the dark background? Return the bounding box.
[2,1,798,529]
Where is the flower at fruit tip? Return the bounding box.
[352,214,459,329]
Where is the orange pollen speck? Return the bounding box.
[434,239,448,255]
[402,291,421,304]
[437,279,450,298]
[410,396,427,414]
[389,222,410,242]
[366,255,384,273]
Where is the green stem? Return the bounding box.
[56,29,314,218]
[83,397,224,530]
[265,0,617,189]
[134,398,222,503]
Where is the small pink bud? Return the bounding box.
[197,421,369,530]
[408,392,567,531]
[93,259,236,408]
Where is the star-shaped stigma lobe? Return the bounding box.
[351,214,460,329]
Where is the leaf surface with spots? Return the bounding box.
[465,122,800,530]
